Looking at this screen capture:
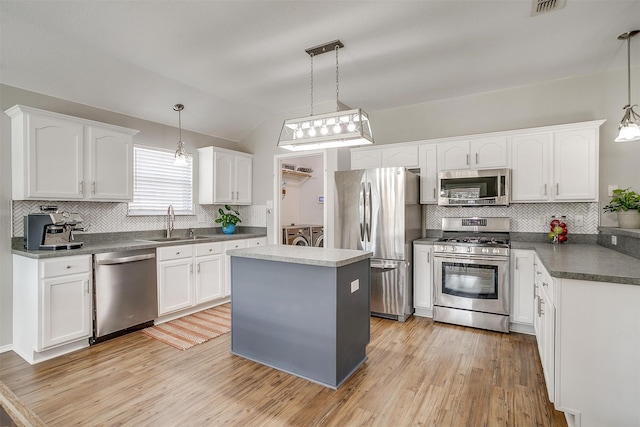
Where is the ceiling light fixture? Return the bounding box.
[615,30,640,143]
[173,103,190,165]
[278,40,373,151]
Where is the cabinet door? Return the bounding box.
[511,133,551,201]
[158,259,194,315]
[195,254,224,304]
[437,140,470,170]
[224,239,248,297]
[471,136,508,169]
[213,151,235,204]
[419,144,438,203]
[234,155,252,205]
[413,244,432,315]
[510,250,535,326]
[351,150,382,169]
[39,272,92,350]
[87,127,133,201]
[27,114,84,199]
[382,146,419,168]
[552,128,597,201]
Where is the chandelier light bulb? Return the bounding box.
[347,121,356,132]
[333,123,342,134]
[320,123,329,135]
[295,128,304,138]
[308,127,317,137]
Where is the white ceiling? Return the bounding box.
[1,0,639,142]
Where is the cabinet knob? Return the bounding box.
[66,265,71,269]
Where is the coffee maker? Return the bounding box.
[24,211,85,250]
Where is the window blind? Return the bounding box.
[128,145,193,215]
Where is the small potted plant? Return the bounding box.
[215,205,241,234]
[603,188,640,229]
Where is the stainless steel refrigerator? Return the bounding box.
[334,167,421,321]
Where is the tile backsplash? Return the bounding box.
[425,202,599,234]
[12,201,267,237]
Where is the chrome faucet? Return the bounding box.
[166,205,175,238]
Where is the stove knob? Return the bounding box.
[466,247,472,253]
[482,248,489,254]
[492,248,499,254]
[451,246,457,252]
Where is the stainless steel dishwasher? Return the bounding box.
[92,248,158,343]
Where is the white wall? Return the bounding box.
[280,154,324,226]
[241,68,640,228]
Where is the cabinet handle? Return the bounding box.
[197,263,200,274]
[475,153,478,164]
[84,280,89,294]
[79,181,84,195]
[92,181,96,194]
[556,183,559,195]
[433,188,436,199]
[209,248,213,252]
[190,264,193,274]
[466,154,469,165]
[543,184,547,196]
[539,298,545,316]
[542,281,548,287]
[66,265,72,269]
[536,270,541,276]
[515,258,519,270]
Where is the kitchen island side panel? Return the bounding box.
[230,256,370,388]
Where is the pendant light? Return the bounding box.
[173,103,190,165]
[615,30,640,143]
[278,40,374,151]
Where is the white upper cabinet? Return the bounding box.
[511,122,602,202]
[351,145,419,170]
[351,150,383,169]
[418,144,438,204]
[87,126,133,201]
[437,137,508,171]
[511,133,551,202]
[6,105,138,201]
[198,146,253,205]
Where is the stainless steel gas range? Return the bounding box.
[433,217,511,333]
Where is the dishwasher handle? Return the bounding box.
[95,253,156,265]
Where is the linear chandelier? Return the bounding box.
[278,40,373,151]
[615,30,640,142]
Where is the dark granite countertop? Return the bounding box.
[512,241,639,286]
[11,227,267,259]
[413,237,639,286]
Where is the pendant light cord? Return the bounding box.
[336,44,340,112]
[310,53,314,116]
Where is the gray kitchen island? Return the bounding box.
[227,244,372,389]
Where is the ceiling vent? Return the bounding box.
[531,0,566,16]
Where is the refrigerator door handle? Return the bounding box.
[366,182,372,242]
[360,182,366,241]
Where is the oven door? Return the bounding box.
[433,253,509,315]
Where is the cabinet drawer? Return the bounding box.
[157,245,193,261]
[246,237,267,247]
[41,255,91,278]
[195,242,223,256]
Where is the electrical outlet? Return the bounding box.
[350,279,360,293]
[575,215,584,227]
[612,235,617,245]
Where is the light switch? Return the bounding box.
[350,279,359,293]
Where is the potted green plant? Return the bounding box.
[215,205,241,234]
[603,188,640,229]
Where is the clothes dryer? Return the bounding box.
[282,225,311,246]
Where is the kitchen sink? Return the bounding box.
[139,236,212,243]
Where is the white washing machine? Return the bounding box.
[282,225,311,246]
[311,225,324,247]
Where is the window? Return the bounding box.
[128,145,193,215]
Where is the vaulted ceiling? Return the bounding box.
[1,0,639,142]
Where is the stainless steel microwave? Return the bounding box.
[438,168,510,206]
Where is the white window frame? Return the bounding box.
[128,145,194,216]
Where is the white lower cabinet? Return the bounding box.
[157,242,227,316]
[533,255,555,403]
[223,237,266,297]
[413,242,433,317]
[13,254,93,364]
[510,249,535,332]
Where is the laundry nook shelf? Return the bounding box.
[282,169,312,179]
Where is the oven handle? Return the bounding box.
[434,254,508,263]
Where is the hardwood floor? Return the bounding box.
[0,316,566,426]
